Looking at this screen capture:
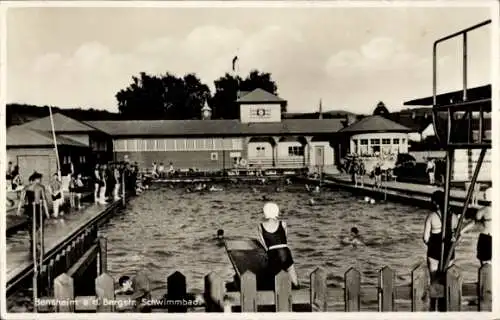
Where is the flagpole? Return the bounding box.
[48,106,62,180]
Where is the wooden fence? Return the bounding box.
[37,257,491,313]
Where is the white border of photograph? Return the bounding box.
[0,1,498,319]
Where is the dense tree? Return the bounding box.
[373,101,390,117]
[6,103,120,127]
[210,70,280,119]
[116,72,211,120]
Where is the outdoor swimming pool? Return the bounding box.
[99,183,481,303]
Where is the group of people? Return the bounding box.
[423,188,492,275]
[93,162,149,204]
[251,182,491,293]
[151,162,175,179]
[6,162,24,192]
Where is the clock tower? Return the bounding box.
[236,88,287,123]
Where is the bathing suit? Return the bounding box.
[24,189,45,226]
[52,192,62,201]
[374,166,382,176]
[260,221,294,275]
[477,232,492,261]
[426,232,455,261]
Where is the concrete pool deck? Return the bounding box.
[304,174,489,212]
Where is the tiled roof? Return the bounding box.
[19,113,100,132]
[86,119,344,137]
[7,126,89,147]
[339,115,411,133]
[236,88,285,103]
[404,84,491,106]
[386,113,433,132]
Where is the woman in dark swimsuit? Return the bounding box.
[423,191,462,279]
[257,202,299,287]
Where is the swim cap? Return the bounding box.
[263,202,279,219]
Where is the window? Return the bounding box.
[370,138,381,154]
[186,139,195,150]
[393,138,400,144]
[146,139,156,151]
[288,146,304,156]
[358,139,369,155]
[210,152,218,161]
[382,139,391,144]
[230,152,242,167]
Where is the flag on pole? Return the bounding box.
[232,56,238,71]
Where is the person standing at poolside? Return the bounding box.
[257,202,299,288]
[49,173,64,220]
[423,191,465,281]
[373,162,382,189]
[426,158,436,185]
[94,164,101,203]
[17,172,50,259]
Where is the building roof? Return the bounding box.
[86,118,344,137]
[19,112,101,133]
[404,84,491,106]
[236,88,285,103]
[7,126,89,147]
[386,113,433,133]
[339,115,411,134]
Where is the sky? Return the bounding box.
[5,3,495,115]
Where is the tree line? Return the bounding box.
[115,69,279,120]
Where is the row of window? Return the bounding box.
[113,138,243,152]
[355,138,406,145]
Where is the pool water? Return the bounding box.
[100,183,481,296]
[6,182,482,312]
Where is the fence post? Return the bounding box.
[167,271,187,313]
[204,272,225,312]
[310,267,327,312]
[378,266,395,312]
[344,267,361,312]
[275,270,292,312]
[95,273,115,312]
[445,265,462,311]
[54,273,74,312]
[98,236,107,274]
[411,261,429,311]
[240,271,257,312]
[478,264,491,311]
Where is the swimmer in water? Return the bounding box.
[252,187,258,193]
[115,276,134,295]
[261,195,271,201]
[341,227,364,247]
[209,185,223,192]
[276,186,283,192]
[308,198,316,206]
[312,186,320,194]
[217,229,224,240]
[285,178,292,185]
[305,184,311,192]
